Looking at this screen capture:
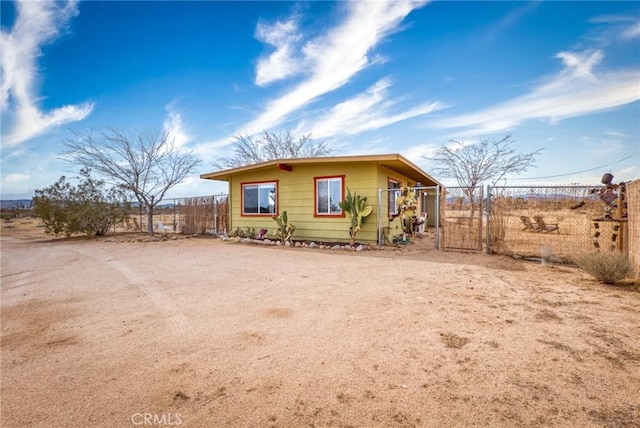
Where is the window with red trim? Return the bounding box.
[242,181,277,215]
[315,176,343,216]
[388,178,401,216]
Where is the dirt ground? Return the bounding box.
[1,218,639,428]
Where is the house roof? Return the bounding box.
[200,153,443,187]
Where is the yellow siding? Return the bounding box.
[228,162,417,243]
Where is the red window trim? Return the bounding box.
[314,175,345,218]
[240,180,279,217]
[388,177,402,218]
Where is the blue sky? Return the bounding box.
[1,0,639,200]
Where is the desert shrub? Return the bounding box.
[1,210,18,221]
[489,196,508,245]
[228,226,256,239]
[33,168,132,237]
[576,251,635,284]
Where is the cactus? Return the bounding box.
[338,189,373,245]
[272,211,295,243]
[395,188,418,241]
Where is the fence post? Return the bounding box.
[212,195,217,235]
[435,185,440,250]
[485,185,491,254]
[378,188,383,246]
[173,199,176,233]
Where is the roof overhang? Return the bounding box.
[200,153,443,187]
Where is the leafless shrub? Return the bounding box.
[577,252,635,284]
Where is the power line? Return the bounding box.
[511,154,637,180]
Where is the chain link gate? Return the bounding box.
[441,186,484,251]
[485,185,603,262]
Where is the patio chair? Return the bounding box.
[533,216,560,234]
[520,216,539,232]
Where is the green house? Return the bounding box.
[200,154,443,244]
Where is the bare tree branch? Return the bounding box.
[425,135,543,188]
[213,130,334,169]
[62,127,201,236]
[424,135,543,220]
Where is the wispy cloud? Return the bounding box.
[215,0,430,144]
[163,104,191,148]
[293,78,444,138]
[430,50,640,134]
[588,13,640,43]
[1,0,94,148]
[621,21,640,39]
[4,173,30,184]
[479,1,540,45]
[580,135,628,157]
[254,16,304,86]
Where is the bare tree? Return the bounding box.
[62,128,201,236]
[213,130,333,169]
[425,135,542,219]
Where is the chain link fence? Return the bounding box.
[130,194,228,235]
[486,185,604,262]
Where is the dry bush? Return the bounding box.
[577,251,635,284]
[489,197,508,246]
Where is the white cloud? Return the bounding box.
[580,136,627,157]
[402,143,439,161]
[0,0,94,148]
[293,78,444,138]
[255,17,303,86]
[604,131,629,138]
[588,14,640,43]
[621,21,640,39]
[430,49,640,134]
[4,173,30,184]
[163,105,191,148]
[555,50,602,80]
[226,0,430,139]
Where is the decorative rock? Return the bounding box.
[331,244,342,250]
[232,237,242,243]
[285,241,291,247]
[356,245,364,252]
[309,242,318,248]
[276,240,282,246]
[263,239,273,245]
[240,238,252,244]
[294,242,301,247]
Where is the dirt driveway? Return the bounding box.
[1,222,639,427]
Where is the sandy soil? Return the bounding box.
[1,218,639,427]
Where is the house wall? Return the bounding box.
[228,162,394,243]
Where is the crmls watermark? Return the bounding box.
[131,413,183,426]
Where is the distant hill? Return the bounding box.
[0,199,176,210]
[1,199,33,209]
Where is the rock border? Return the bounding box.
[220,236,381,252]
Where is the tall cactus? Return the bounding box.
[395,188,417,241]
[338,189,373,245]
[272,210,295,243]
